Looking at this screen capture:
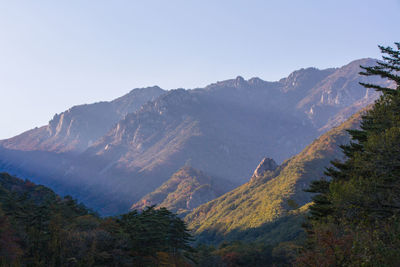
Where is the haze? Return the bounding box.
[0,0,399,139]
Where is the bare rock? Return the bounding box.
[251,157,278,179]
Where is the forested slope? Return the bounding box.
[0,173,193,266]
[186,108,366,244]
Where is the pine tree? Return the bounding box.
[118,206,194,265]
[307,43,400,221]
[298,42,400,266]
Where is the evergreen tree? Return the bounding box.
[0,173,196,266]
[118,206,194,265]
[298,42,400,266]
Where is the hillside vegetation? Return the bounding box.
[186,108,365,244]
[0,173,193,266]
[297,43,400,266]
[132,166,233,215]
[0,59,386,215]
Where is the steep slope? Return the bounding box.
[131,166,233,215]
[297,59,385,129]
[0,172,61,205]
[84,86,315,183]
[0,86,165,153]
[185,108,366,244]
[0,59,386,215]
[0,173,195,266]
[0,147,132,214]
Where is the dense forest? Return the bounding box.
[0,172,193,266]
[0,172,295,266]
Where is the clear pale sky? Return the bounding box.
[0,0,399,139]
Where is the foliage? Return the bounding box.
[193,241,296,267]
[185,107,362,245]
[0,173,194,266]
[119,206,194,265]
[132,166,229,215]
[298,43,400,266]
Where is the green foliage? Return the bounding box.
[299,43,400,266]
[119,206,193,262]
[0,173,194,266]
[132,166,229,215]
[185,106,361,245]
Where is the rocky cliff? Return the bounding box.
[0,86,164,153]
[0,58,388,215]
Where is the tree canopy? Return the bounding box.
[0,173,194,266]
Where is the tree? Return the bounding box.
[118,206,194,265]
[298,43,400,266]
[0,206,22,265]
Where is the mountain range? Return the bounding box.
[0,58,385,215]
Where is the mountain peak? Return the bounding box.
[248,77,265,85]
[205,76,250,90]
[235,76,247,87]
[125,85,163,95]
[336,58,378,74]
[0,57,386,216]
[130,166,230,214]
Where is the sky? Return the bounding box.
[0,0,399,139]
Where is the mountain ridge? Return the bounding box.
[131,166,234,215]
[0,86,165,153]
[0,58,386,215]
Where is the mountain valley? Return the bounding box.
[0,58,385,215]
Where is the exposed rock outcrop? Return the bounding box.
[251,157,278,180]
[185,109,366,244]
[0,58,389,215]
[0,86,165,153]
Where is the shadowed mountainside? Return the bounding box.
[131,166,234,215]
[0,59,386,215]
[185,108,366,244]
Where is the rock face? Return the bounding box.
[0,58,390,215]
[296,59,386,130]
[0,86,165,153]
[251,157,278,179]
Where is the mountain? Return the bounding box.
[0,58,386,215]
[131,166,233,215]
[185,108,365,244]
[296,58,382,130]
[0,86,164,153]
